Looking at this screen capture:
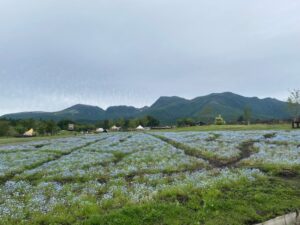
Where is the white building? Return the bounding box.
[110,125,121,131]
[136,125,145,131]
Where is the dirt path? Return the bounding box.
[150,133,258,168]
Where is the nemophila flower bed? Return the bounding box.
[154,131,300,167]
[0,136,103,155]
[0,131,299,225]
[0,151,59,180]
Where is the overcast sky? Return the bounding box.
[0,0,300,115]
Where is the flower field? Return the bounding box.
[0,131,299,225]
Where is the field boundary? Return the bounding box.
[150,133,258,168]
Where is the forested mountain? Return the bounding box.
[2,92,290,124]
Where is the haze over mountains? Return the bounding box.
[1,92,290,124]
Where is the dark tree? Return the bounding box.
[145,116,160,127]
[57,120,75,130]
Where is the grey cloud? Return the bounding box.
[0,0,300,115]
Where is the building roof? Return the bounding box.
[136,125,144,130]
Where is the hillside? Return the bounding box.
[1,92,290,124]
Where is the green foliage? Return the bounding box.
[263,132,277,139]
[145,115,160,127]
[2,92,292,125]
[44,120,60,134]
[0,120,11,136]
[34,177,299,225]
[177,118,195,127]
[215,115,226,125]
[244,106,252,125]
[205,133,221,141]
[287,89,300,119]
[57,120,75,130]
[103,120,112,129]
[0,118,93,137]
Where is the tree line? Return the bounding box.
[0,115,160,137]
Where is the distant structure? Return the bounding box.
[110,125,121,131]
[23,128,35,137]
[68,124,75,131]
[136,125,145,131]
[292,117,300,129]
[96,128,104,133]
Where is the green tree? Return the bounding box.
[57,120,75,130]
[237,115,244,124]
[145,116,160,127]
[287,89,300,120]
[15,124,26,135]
[45,120,59,135]
[243,106,252,125]
[215,115,226,125]
[36,121,47,135]
[0,120,10,136]
[115,118,125,127]
[129,119,138,128]
[177,118,195,127]
[123,119,130,130]
[103,120,111,129]
[21,119,36,130]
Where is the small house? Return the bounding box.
[68,124,75,131]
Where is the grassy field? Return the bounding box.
[162,123,292,132]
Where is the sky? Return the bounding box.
[0,0,300,115]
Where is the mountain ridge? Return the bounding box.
[1,92,291,124]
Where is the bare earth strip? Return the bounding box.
[150,133,258,168]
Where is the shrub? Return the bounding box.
[215,115,226,125]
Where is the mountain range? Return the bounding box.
[1,92,291,124]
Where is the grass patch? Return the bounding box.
[205,133,221,142]
[150,134,216,166]
[152,124,291,132]
[241,163,300,177]
[263,132,277,139]
[4,175,300,225]
[87,176,300,225]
